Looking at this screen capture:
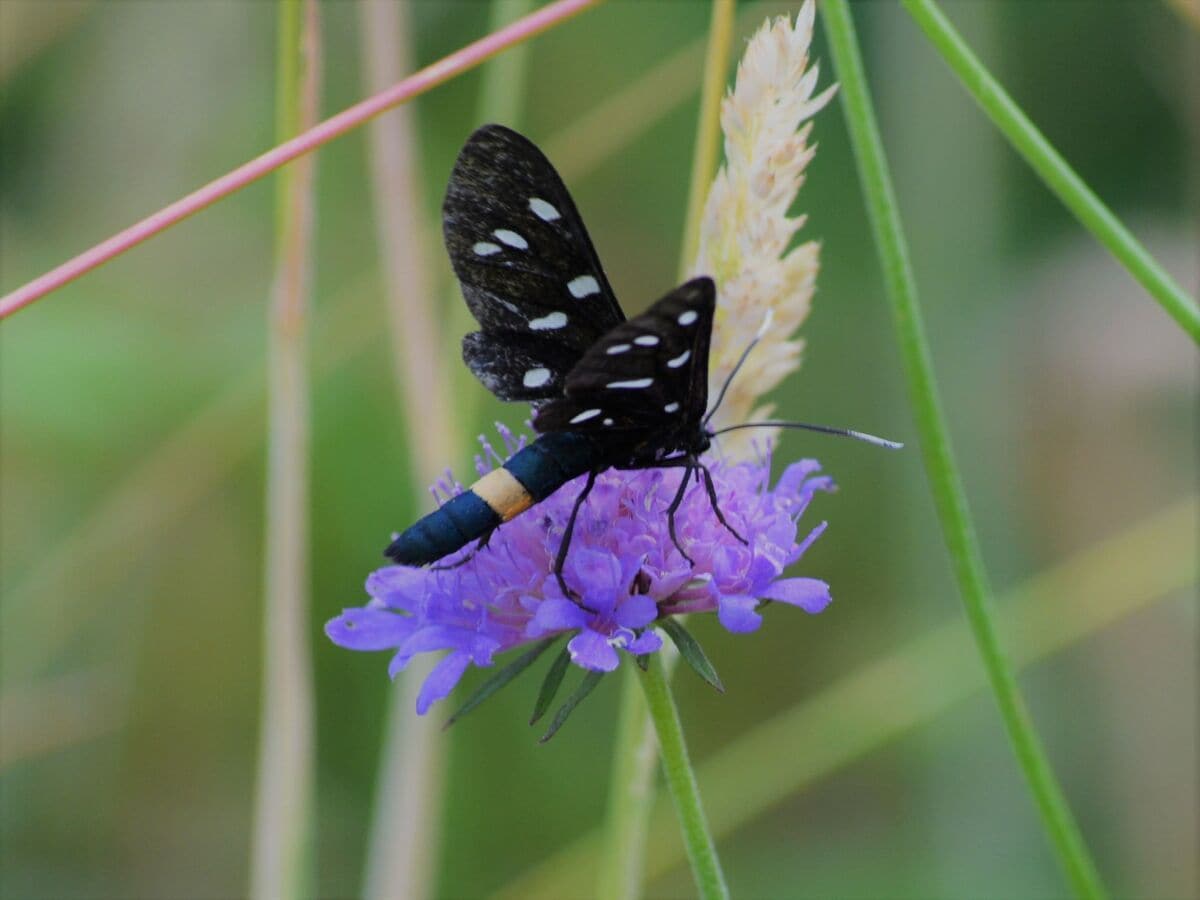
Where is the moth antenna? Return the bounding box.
[711,420,904,450]
[703,309,773,426]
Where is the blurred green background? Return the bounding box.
[1,1,1195,898]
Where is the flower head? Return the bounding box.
[696,3,837,458]
[326,428,834,714]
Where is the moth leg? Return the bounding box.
[665,464,696,566]
[430,529,495,571]
[698,463,748,545]
[554,469,599,602]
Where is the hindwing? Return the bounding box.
[533,277,715,437]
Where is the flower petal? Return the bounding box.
[717,594,763,633]
[528,597,588,636]
[614,593,658,630]
[766,577,831,613]
[625,630,663,655]
[415,652,472,714]
[325,608,415,651]
[568,629,620,672]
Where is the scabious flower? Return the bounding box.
[695,2,837,456]
[326,427,834,714]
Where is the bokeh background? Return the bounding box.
[1,1,1195,898]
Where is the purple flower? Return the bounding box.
[326,428,835,714]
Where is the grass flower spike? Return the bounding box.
[326,428,833,721]
[696,3,837,456]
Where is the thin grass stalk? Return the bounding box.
[357,2,461,898]
[901,0,1199,344]
[497,495,1196,897]
[598,3,734,897]
[637,654,729,900]
[0,0,604,320]
[250,2,319,898]
[820,2,1107,897]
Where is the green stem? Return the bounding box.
[821,2,1108,898]
[637,654,729,900]
[599,3,734,896]
[495,497,1194,899]
[901,0,1199,344]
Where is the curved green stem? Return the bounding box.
[821,2,1107,898]
[638,654,729,900]
[902,0,1199,344]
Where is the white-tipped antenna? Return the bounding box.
[703,309,774,426]
[711,420,904,450]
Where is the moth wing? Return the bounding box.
[533,277,715,434]
[444,124,625,402]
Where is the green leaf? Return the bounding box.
[444,637,559,729]
[529,643,572,725]
[659,618,724,693]
[538,670,605,743]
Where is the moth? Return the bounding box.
[386,125,897,590]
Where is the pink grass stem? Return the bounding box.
[0,0,602,321]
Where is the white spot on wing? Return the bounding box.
[529,197,561,221]
[667,350,691,368]
[606,343,631,355]
[664,402,681,413]
[529,312,568,330]
[607,378,653,389]
[634,335,659,347]
[567,275,600,298]
[677,310,699,326]
[523,367,551,388]
[603,418,614,426]
[570,408,602,424]
[473,241,501,256]
[493,229,528,250]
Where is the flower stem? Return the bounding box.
[821,3,1108,898]
[250,2,319,898]
[901,0,1199,344]
[599,3,733,896]
[637,653,729,900]
[0,0,604,321]
[495,496,1194,898]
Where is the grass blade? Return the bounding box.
[902,0,1199,344]
[822,2,1107,897]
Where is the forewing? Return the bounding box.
[533,277,715,434]
[444,124,625,402]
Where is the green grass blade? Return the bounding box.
[821,2,1108,897]
[902,0,1199,344]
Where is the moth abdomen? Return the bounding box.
[385,432,602,566]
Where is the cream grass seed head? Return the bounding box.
[695,2,837,457]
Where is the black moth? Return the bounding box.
[386,124,741,592]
